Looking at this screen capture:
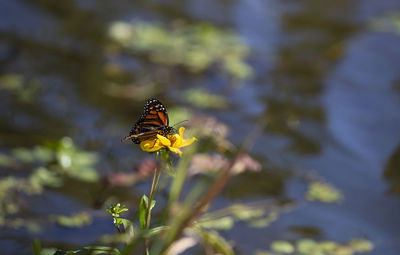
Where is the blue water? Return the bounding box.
[1,0,400,254]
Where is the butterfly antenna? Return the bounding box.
[172,120,189,128]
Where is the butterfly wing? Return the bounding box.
[139,98,169,131]
[124,99,170,144]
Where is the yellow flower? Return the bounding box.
[140,127,197,156]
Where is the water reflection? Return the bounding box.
[1,0,400,254]
[264,0,359,155]
[224,171,287,198]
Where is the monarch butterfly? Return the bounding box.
[123,98,175,144]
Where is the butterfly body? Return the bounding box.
[124,98,174,144]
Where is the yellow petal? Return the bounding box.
[172,127,185,147]
[168,146,182,156]
[157,134,171,146]
[179,127,185,137]
[180,137,198,147]
[172,133,182,147]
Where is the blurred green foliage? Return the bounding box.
[195,228,235,255]
[0,137,99,229]
[54,212,92,228]
[167,107,193,127]
[256,238,373,255]
[270,241,295,254]
[183,88,228,109]
[306,181,342,203]
[108,21,253,80]
[370,11,400,35]
[197,202,289,231]
[0,74,41,103]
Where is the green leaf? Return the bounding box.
[142,226,169,238]
[0,153,13,167]
[296,239,319,255]
[270,241,294,254]
[139,194,156,229]
[318,241,338,252]
[150,199,156,210]
[306,181,342,203]
[198,216,234,230]
[183,88,228,109]
[115,218,123,228]
[139,195,148,229]
[108,21,253,80]
[349,239,374,252]
[12,148,35,163]
[121,219,135,238]
[54,212,92,228]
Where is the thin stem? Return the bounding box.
[145,167,162,229]
[143,168,157,255]
[116,223,122,233]
[145,167,158,229]
[144,167,162,255]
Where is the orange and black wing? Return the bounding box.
[123,98,171,144]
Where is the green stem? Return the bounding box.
[144,167,162,255]
[145,167,161,229]
[115,220,122,233]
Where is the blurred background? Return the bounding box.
[1,0,400,254]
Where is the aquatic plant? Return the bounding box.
[0,137,99,230]
[108,21,253,80]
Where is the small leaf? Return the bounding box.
[349,239,374,252]
[319,241,338,252]
[139,195,148,229]
[115,218,123,228]
[270,241,294,254]
[54,212,92,228]
[306,182,342,203]
[142,226,169,238]
[149,199,156,210]
[121,219,135,238]
[0,153,13,167]
[198,216,234,230]
[296,239,319,255]
[119,208,128,213]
